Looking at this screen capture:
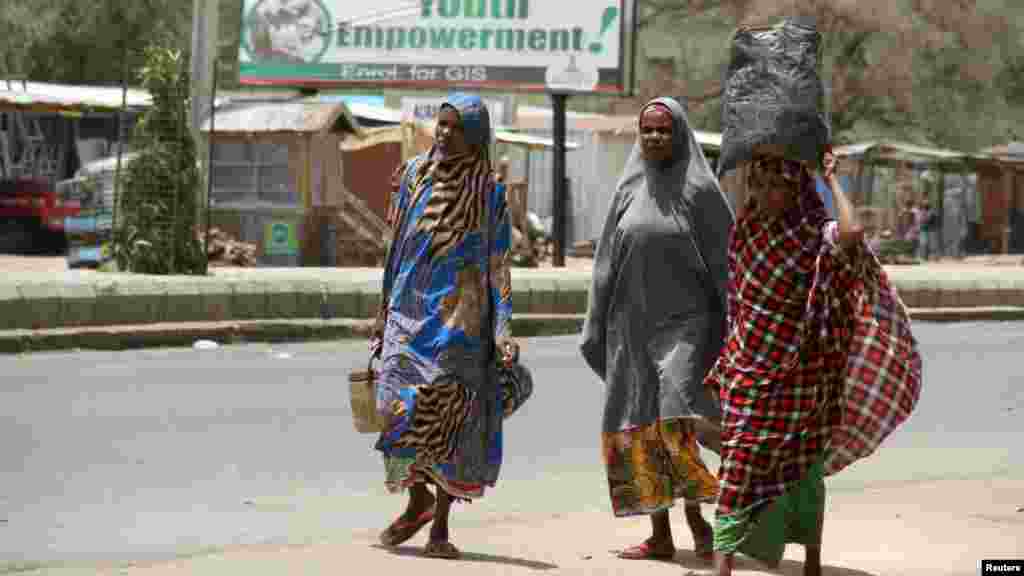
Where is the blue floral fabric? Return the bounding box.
[374,93,512,499]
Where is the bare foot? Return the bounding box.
[684,504,713,561]
[424,539,461,559]
[714,552,734,576]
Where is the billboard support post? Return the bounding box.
[551,91,568,267]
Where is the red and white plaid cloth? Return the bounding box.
[705,181,922,516]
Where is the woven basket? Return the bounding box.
[348,359,388,434]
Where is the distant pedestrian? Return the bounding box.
[899,199,919,243]
[581,97,734,563]
[918,198,937,261]
[372,93,520,559]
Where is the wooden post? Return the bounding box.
[1008,168,1019,254]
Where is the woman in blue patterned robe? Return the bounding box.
[372,93,515,559]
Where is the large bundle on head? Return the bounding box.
[717,17,830,177]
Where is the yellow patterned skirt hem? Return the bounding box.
[602,417,719,518]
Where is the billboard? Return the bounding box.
[238,0,633,94]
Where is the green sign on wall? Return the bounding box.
[265,220,299,256]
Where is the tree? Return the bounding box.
[0,0,191,85]
[621,0,1022,150]
[113,40,205,275]
[0,1,61,77]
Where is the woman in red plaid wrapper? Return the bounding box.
[704,145,923,576]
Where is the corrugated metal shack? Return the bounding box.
[201,98,392,267]
[340,120,434,224]
[337,104,586,245]
[0,80,150,184]
[833,141,980,257]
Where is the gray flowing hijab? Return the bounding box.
[581,97,735,436]
[607,97,733,328]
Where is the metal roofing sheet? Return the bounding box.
[200,101,355,134]
[0,80,150,112]
[833,140,966,162]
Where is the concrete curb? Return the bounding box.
[1,309,1022,354]
[0,319,375,355]
[903,306,1024,323]
[6,267,1024,330]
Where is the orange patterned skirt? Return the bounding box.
[602,418,718,517]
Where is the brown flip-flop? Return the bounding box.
[379,508,435,547]
[617,541,676,560]
[424,540,461,559]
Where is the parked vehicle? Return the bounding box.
[0,178,76,254]
[58,153,136,269]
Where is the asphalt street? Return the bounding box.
[1,322,1022,571]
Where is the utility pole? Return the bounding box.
[190,0,219,136]
[190,0,219,221]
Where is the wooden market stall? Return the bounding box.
[976,142,1024,254]
[340,121,433,224]
[833,141,979,256]
[201,98,395,267]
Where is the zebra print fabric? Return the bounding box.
[393,376,476,463]
[410,150,492,262]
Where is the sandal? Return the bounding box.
[618,540,676,560]
[424,540,461,559]
[379,508,435,547]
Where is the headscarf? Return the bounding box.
[618,97,734,316]
[409,93,494,261]
[582,97,734,380]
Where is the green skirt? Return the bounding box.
[713,456,826,567]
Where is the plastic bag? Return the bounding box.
[717,17,830,177]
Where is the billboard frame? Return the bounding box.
[236,0,639,98]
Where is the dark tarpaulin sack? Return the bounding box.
[717,17,830,177]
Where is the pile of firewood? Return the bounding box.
[509,225,597,267]
[203,228,257,267]
[568,240,596,258]
[530,237,556,263]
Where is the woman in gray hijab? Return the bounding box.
[580,97,734,562]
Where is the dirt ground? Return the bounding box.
[40,478,1023,576]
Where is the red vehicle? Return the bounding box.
[2,82,146,255]
[0,178,78,253]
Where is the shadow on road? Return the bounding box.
[600,549,884,576]
[373,544,559,570]
[676,551,881,575]
[776,559,880,576]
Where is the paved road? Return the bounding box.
[1,323,1022,571]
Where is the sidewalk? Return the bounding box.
[1,261,1024,353]
[23,477,1024,576]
